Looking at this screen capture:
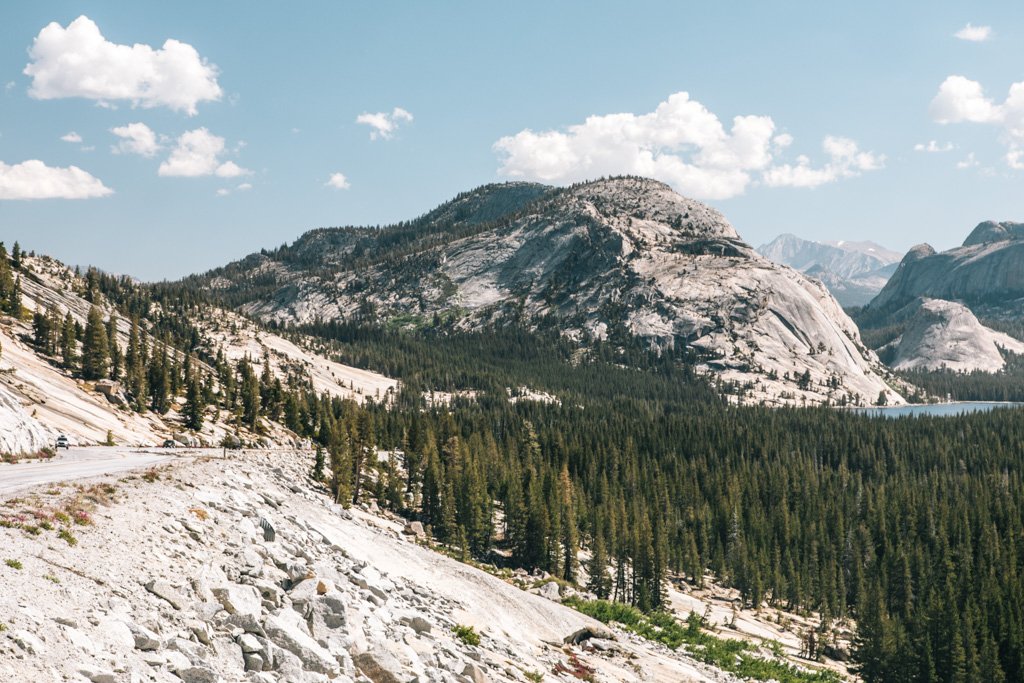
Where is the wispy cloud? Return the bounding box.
[356,107,413,141]
[325,172,350,190]
[914,140,954,153]
[954,23,992,42]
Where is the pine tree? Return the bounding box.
[8,276,22,317]
[587,519,612,599]
[559,465,579,583]
[60,312,77,369]
[182,371,205,430]
[106,313,121,381]
[81,306,110,380]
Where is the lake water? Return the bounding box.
[851,402,1024,418]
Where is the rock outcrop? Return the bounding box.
[879,298,1024,372]
[865,221,1024,320]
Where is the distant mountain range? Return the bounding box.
[194,177,904,406]
[757,234,902,307]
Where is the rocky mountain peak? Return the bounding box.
[556,177,740,242]
[962,220,1024,247]
[902,243,936,262]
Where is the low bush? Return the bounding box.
[453,624,481,646]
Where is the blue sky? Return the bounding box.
[0,1,1022,280]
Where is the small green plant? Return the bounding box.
[453,624,480,646]
[142,469,159,483]
[525,672,544,682]
[104,430,115,446]
[0,622,6,632]
[58,528,78,546]
[5,559,23,570]
[44,574,60,584]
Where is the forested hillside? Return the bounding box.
[152,256,1024,683]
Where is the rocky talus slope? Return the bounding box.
[0,451,743,683]
[208,177,902,406]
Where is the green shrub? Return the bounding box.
[58,528,78,546]
[564,598,839,683]
[4,559,23,570]
[453,624,480,646]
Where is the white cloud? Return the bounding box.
[110,122,161,157]
[762,136,885,189]
[494,92,882,199]
[24,15,221,115]
[237,182,252,191]
[956,152,979,169]
[326,172,350,190]
[930,75,1024,169]
[1007,150,1024,170]
[930,75,1002,124]
[158,128,250,177]
[4,82,14,92]
[60,131,82,143]
[214,161,247,178]
[356,107,413,140]
[914,140,954,152]
[954,23,992,42]
[0,159,112,199]
[215,188,230,196]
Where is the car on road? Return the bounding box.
[162,439,178,448]
[55,435,69,450]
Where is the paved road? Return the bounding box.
[0,447,200,496]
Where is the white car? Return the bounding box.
[55,435,70,450]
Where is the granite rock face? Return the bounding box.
[208,177,903,406]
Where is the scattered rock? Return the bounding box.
[353,646,406,683]
[564,624,616,645]
[128,621,161,650]
[538,581,561,601]
[176,666,220,683]
[12,630,45,655]
[402,521,425,539]
[212,583,263,619]
[77,667,117,683]
[462,662,489,683]
[264,613,340,675]
[238,633,262,653]
[188,619,213,645]
[145,579,187,610]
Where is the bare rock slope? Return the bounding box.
[866,221,1024,320]
[879,298,1024,372]
[0,451,740,682]
[209,178,902,406]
